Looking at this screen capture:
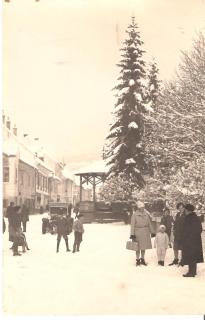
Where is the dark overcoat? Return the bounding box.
[181,212,204,265]
[56,217,69,236]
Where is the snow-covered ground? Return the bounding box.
[2,216,205,316]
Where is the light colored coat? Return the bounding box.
[154,232,169,249]
[130,209,154,250]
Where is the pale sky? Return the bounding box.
[3,0,205,169]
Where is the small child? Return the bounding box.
[154,225,169,266]
[72,214,84,253]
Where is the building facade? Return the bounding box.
[2,115,76,212]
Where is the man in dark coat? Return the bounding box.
[21,203,30,232]
[56,215,70,253]
[10,206,22,256]
[181,204,204,277]
[6,202,15,244]
[169,202,185,266]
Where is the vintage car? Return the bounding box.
[42,202,73,234]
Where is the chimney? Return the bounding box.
[13,125,17,136]
[6,117,11,130]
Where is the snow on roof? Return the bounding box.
[62,168,75,181]
[3,140,19,156]
[75,160,110,175]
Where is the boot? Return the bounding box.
[13,252,21,256]
[65,238,70,252]
[168,258,178,266]
[158,261,161,265]
[178,260,184,267]
[140,258,147,266]
[161,261,164,266]
[183,273,195,277]
[56,239,60,253]
[136,259,141,266]
[76,243,80,252]
[72,243,76,253]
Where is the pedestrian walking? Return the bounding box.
[161,208,174,247]
[130,201,155,266]
[181,204,204,277]
[72,214,84,253]
[154,225,169,266]
[56,215,70,253]
[21,203,30,232]
[169,202,185,266]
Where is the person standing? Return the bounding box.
[10,206,22,256]
[130,201,155,266]
[161,208,174,247]
[169,202,185,266]
[181,204,204,277]
[56,215,70,253]
[6,202,15,245]
[21,203,30,232]
[72,214,84,253]
[154,225,169,266]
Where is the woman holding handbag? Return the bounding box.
[130,201,155,266]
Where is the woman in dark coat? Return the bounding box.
[181,204,204,277]
[169,202,185,266]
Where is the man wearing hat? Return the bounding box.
[181,204,204,277]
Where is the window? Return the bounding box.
[3,167,9,182]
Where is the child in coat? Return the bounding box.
[154,225,169,266]
[72,214,84,253]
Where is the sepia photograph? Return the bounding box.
[1,0,205,317]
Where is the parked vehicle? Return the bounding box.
[42,203,73,235]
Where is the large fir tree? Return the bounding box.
[106,17,148,188]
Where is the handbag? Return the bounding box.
[126,240,139,251]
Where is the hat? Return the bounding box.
[184,204,195,212]
[159,224,166,231]
[136,201,145,209]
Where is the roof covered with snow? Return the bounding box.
[74,160,110,175]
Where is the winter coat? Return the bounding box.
[181,212,204,265]
[130,209,154,250]
[173,212,185,243]
[154,232,169,249]
[9,213,22,242]
[21,205,30,223]
[73,220,84,233]
[56,216,69,235]
[161,215,173,236]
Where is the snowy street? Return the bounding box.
[3,215,205,316]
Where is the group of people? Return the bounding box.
[55,212,84,254]
[130,201,204,277]
[4,202,30,256]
